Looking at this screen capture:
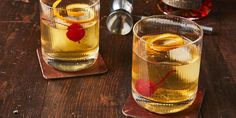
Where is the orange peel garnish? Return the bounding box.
[67,11,85,17]
[52,1,95,24]
[143,33,185,51]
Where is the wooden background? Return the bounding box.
[0,0,236,117]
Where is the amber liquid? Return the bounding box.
[158,0,212,20]
[40,5,99,72]
[132,35,201,114]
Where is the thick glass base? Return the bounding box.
[157,0,212,20]
[132,91,196,114]
[42,51,98,72]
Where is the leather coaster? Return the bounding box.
[122,90,205,118]
[36,49,108,79]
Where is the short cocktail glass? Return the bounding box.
[132,15,203,114]
[40,0,100,72]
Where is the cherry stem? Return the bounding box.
[151,69,176,88]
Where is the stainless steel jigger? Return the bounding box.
[106,0,133,35]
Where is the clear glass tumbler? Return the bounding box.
[132,15,203,114]
[39,0,100,72]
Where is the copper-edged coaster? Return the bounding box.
[36,49,108,79]
[122,90,205,118]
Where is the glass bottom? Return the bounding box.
[132,91,196,114]
[42,50,98,72]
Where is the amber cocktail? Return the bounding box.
[40,0,100,72]
[132,15,203,114]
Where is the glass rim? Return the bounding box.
[133,15,204,48]
[39,0,100,10]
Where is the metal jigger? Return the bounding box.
[106,0,133,35]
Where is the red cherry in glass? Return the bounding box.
[135,79,157,97]
[135,70,176,97]
[66,23,85,42]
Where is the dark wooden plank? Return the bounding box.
[200,36,236,118]
[0,21,48,117]
[0,0,236,118]
[197,0,236,117]
[0,1,46,117]
[0,0,38,22]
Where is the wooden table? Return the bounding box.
[0,0,236,117]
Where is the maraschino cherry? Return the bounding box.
[66,23,85,42]
[135,70,176,97]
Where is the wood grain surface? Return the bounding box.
[0,0,236,117]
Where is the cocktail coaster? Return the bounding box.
[36,49,108,79]
[122,90,205,118]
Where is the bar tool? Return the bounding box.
[106,0,133,35]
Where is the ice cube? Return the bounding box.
[170,47,200,82]
[174,57,200,82]
[54,18,69,29]
[169,47,192,62]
